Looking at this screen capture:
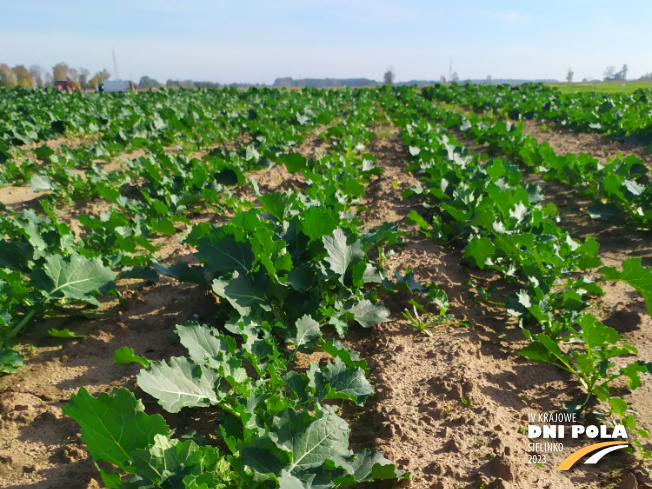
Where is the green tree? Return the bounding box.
[52,62,69,81]
[566,68,574,84]
[0,64,18,88]
[12,65,34,88]
[138,76,161,89]
[383,67,395,85]
[88,69,110,89]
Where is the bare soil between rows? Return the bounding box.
[0,123,651,489]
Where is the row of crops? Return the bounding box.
[1,85,651,487]
[428,82,652,146]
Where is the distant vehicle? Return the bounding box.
[54,80,76,91]
[98,80,135,93]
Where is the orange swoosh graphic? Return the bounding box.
[557,441,628,470]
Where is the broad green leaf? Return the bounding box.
[308,359,374,406]
[114,347,149,367]
[347,300,390,328]
[240,434,290,480]
[335,448,408,485]
[288,315,321,347]
[601,258,652,315]
[196,232,255,276]
[278,470,308,489]
[137,357,221,413]
[62,387,168,472]
[48,328,87,339]
[270,406,353,474]
[320,340,367,370]
[128,434,203,486]
[259,192,296,222]
[29,175,54,192]
[519,340,555,364]
[176,323,229,368]
[609,397,628,417]
[465,237,495,269]
[212,271,267,316]
[300,207,338,242]
[0,347,24,374]
[323,229,364,284]
[278,153,307,174]
[31,253,115,305]
[578,314,620,350]
[407,210,429,232]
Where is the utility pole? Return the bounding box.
[112,49,119,80]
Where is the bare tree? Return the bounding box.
[78,68,90,89]
[29,64,44,87]
[486,74,492,84]
[451,72,459,83]
[603,65,616,81]
[566,68,574,84]
[439,75,446,83]
[383,66,395,85]
[66,67,79,82]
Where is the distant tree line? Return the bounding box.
[0,62,226,91]
[273,77,381,88]
[603,64,628,81]
[0,62,111,89]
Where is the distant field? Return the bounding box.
[550,80,652,93]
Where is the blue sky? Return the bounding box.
[1,1,649,84]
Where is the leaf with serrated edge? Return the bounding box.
[196,233,255,276]
[323,229,363,284]
[347,300,390,328]
[309,358,374,406]
[601,258,652,315]
[288,314,321,347]
[176,323,229,369]
[62,387,168,472]
[31,253,115,303]
[270,406,354,475]
[137,357,220,413]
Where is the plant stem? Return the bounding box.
[2,308,38,347]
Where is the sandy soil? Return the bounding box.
[0,122,650,489]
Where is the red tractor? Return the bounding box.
[54,80,76,92]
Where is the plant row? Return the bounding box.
[423,82,652,148]
[419,89,652,229]
[381,86,652,460]
[61,89,436,487]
